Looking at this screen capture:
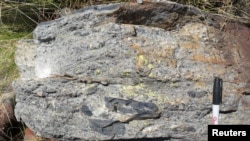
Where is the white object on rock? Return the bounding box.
[136,0,143,4]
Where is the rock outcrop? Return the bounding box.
[13,2,250,141]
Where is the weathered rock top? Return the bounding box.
[14,2,250,141]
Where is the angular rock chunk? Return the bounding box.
[105,97,160,122]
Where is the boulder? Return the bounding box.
[13,2,250,141]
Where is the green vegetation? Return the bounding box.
[0,26,31,95]
[0,40,17,94]
[0,1,35,95]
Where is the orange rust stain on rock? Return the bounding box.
[191,54,224,64]
[165,59,177,68]
[180,41,200,49]
[144,47,177,68]
[130,44,144,55]
[146,47,175,59]
[179,35,201,49]
[195,81,206,88]
[159,48,175,58]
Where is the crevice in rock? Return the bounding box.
[0,119,25,141]
[220,110,237,114]
[242,91,250,95]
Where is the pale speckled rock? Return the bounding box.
[13,1,250,141]
[15,39,36,80]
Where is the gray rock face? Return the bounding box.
[13,2,250,141]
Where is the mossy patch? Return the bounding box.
[122,83,170,105]
[122,83,145,98]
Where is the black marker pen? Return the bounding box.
[212,77,222,125]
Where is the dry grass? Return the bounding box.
[173,0,250,23]
[0,40,19,95]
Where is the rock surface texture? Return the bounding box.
[13,2,250,141]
